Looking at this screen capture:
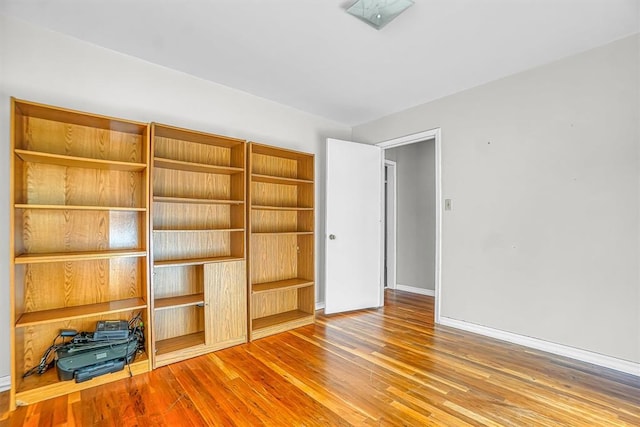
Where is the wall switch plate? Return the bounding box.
[445,199,452,211]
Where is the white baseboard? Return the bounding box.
[395,284,435,297]
[0,375,10,392]
[439,317,640,377]
[315,302,325,311]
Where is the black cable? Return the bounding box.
[23,333,64,378]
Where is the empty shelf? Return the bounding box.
[15,149,146,171]
[154,294,205,310]
[252,278,314,294]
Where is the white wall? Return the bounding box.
[0,14,351,381]
[385,142,436,291]
[354,35,640,364]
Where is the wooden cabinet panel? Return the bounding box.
[205,261,247,345]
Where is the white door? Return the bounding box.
[325,138,383,314]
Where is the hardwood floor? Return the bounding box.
[2,290,639,426]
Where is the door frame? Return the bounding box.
[376,128,442,323]
[384,159,397,290]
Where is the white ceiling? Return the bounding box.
[1,0,638,125]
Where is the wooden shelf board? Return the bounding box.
[152,123,245,148]
[16,353,149,405]
[154,336,247,368]
[154,196,244,205]
[15,149,146,171]
[251,205,313,211]
[153,256,244,268]
[154,294,205,310]
[153,228,244,233]
[251,174,313,185]
[251,231,313,236]
[15,297,147,327]
[251,310,314,338]
[250,142,314,160]
[154,157,243,175]
[15,204,146,212]
[15,249,147,264]
[155,332,205,356]
[252,278,314,294]
[14,99,147,135]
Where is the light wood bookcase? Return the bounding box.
[248,143,315,340]
[9,98,151,409]
[150,124,247,367]
[8,98,315,408]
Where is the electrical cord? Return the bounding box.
[125,311,145,377]
[23,333,66,378]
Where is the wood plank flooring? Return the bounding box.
[2,290,639,426]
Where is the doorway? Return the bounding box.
[384,160,397,289]
[324,130,441,320]
[377,129,442,322]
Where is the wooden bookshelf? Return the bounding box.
[247,143,315,341]
[150,123,247,367]
[8,99,320,411]
[9,98,151,410]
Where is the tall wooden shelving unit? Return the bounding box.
[7,97,317,409]
[150,124,247,367]
[9,99,151,409]
[248,143,315,340]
